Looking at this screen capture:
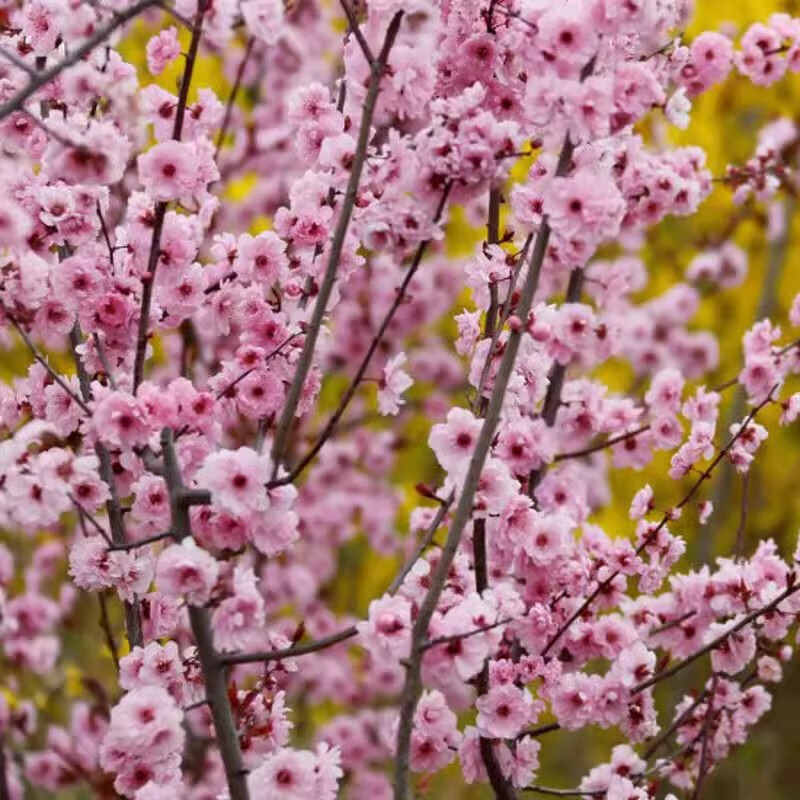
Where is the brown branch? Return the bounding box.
[528,267,584,499]
[0,740,9,800]
[540,388,780,659]
[517,722,561,740]
[214,36,255,159]
[273,180,451,487]
[220,493,454,666]
[269,11,404,477]
[338,0,375,64]
[98,592,120,672]
[553,425,651,462]
[0,0,159,121]
[691,675,719,800]
[632,579,799,695]
[387,491,454,594]
[473,183,517,800]
[132,0,208,393]
[220,625,358,666]
[2,306,90,413]
[106,530,174,552]
[523,787,601,797]
[642,687,710,761]
[161,428,249,800]
[734,472,750,558]
[0,47,35,76]
[421,617,511,652]
[393,134,576,800]
[69,323,143,649]
[473,235,532,405]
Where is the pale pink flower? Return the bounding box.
[476,684,534,739]
[211,567,266,652]
[138,140,203,202]
[146,27,181,75]
[545,169,625,245]
[522,512,570,566]
[685,32,734,94]
[194,447,271,516]
[92,391,151,449]
[644,368,684,415]
[241,0,285,45]
[428,408,482,478]
[358,594,412,660]
[629,485,654,520]
[155,539,219,606]
[378,353,413,416]
[247,748,316,798]
[707,617,757,674]
[235,231,288,285]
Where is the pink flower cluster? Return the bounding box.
[3,1,800,799]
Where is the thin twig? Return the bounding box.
[161,428,249,800]
[273,181,451,486]
[0,47,35,75]
[388,492,454,594]
[734,472,750,558]
[269,11,404,478]
[69,323,143,649]
[528,267,585,499]
[338,0,375,64]
[0,741,10,800]
[642,688,710,761]
[132,0,208,393]
[421,617,511,652]
[214,36,255,159]
[540,389,780,659]
[393,134,576,800]
[71,497,112,545]
[2,306,90,413]
[0,0,158,121]
[517,722,561,740]
[220,625,358,666]
[473,183,517,800]
[106,530,174,552]
[553,425,651,462]
[98,592,121,672]
[632,580,799,695]
[221,495,453,666]
[691,675,719,800]
[524,787,601,797]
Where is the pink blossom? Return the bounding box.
[410,691,461,772]
[241,0,285,45]
[629,485,654,520]
[21,1,60,55]
[91,391,151,449]
[146,28,181,75]
[155,539,219,606]
[235,231,288,286]
[522,512,570,566]
[378,353,413,416]
[99,686,185,786]
[428,408,482,479]
[211,567,266,651]
[476,684,535,739]
[358,594,412,661]
[138,140,212,202]
[194,448,271,516]
[685,32,734,94]
[545,169,625,246]
[707,617,758,674]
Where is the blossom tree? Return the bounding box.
[2,0,800,798]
